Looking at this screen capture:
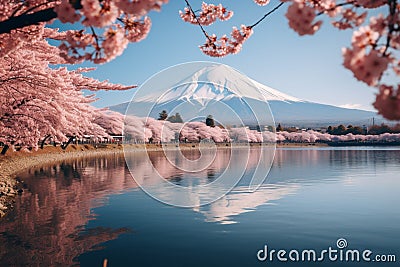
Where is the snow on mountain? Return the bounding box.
[133,64,301,104]
[110,63,379,126]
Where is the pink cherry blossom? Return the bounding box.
[285,1,323,36]
[200,25,253,57]
[332,8,367,30]
[254,0,271,6]
[343,49,389,86]
[373,84,400,120]
[81,0,119,28]
[54,0,81,24]
[180,2,233,26]
[0,0,398,121]
[94,26,128,64]
[355,0,387,8]
[0,38,135,148]
[369,14,387,35]
[124,16,152,42]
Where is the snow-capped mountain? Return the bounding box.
[110,63,378,126]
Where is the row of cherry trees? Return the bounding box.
[0,0,399,150]
[0,28,133,151]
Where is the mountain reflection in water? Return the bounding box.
[1,147,399,266]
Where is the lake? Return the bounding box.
[0,147,399,266]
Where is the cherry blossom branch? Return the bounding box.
[0,8,57,34]
[90,26,100,50]
[20,1,58,17]
[250,2,285,28]
[383,0,397,55]
[182,1,285,57]
[10,2,26,17]
[183,0,212,41]
[316,1,355,16]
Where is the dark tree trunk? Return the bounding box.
[40,134,51,149]
[61,136,75,150]
[1,145,9,155]
[0,0,84,34]
[0,8,57,34]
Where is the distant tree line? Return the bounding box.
[276,123,300,133]
[327,124,400,135]
[275,123,400,135]
[276,123,307,133]
[327,125,364,135]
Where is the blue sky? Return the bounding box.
[53,0,391,111]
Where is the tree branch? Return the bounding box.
[0,8,57,34]
[250,2,285,28]
[383,0,397,55]
[316,1,355,16]
[184,0,212,41]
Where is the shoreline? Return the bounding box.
[0,141,391,218]
[0,142,252,217]
[0,144,126,218]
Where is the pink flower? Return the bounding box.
[355,0,386,8]
[114,0,169,16]
[373,85,400,120]
[200,25,253,57]
[180,2,233,26]
[97,26,128,63]
[124,16,152,42]
[351,26,379,49]
[369,15,387,35]
[54,0,81,23]
[332,9,367,30]
[343,49,389,86]
[81,0,119,28]
[65,30,95,49]
[285,1,322,36]
[254,0,270,6]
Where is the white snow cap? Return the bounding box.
[134,64,302,104]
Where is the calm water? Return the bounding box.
[0,147,399,266]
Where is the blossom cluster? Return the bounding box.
[0,0,398,121]
[373,84,400,120]
[0,38,134,148]
[285,1,323,36]
[180,0,398,119]
[200,25,253,57]
[179,2,233,26]
[254,0,271,6]
[0,0,167,64]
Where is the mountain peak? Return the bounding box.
[133,63,302,104]
[113,62,378,125]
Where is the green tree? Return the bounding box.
[345,125,353,134]
[206,115,215,127]
[276,123,283,132]
[368,123,391,135]
[158,110,168,121]
[333,125,346,135]
[350,126,363,135]
[167,113,183,123]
